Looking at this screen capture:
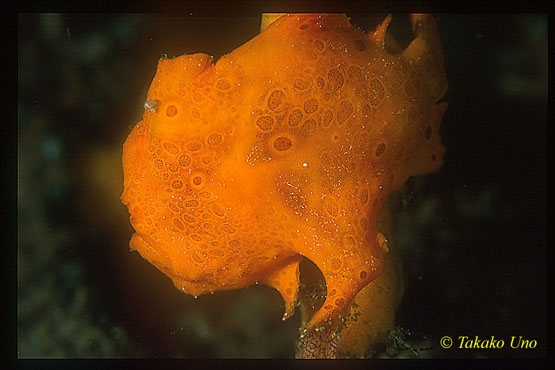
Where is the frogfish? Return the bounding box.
[121,13,447,341]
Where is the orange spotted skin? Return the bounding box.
[121,14,447,330]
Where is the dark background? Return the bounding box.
[18,13,546,358]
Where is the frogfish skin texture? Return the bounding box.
[121,13,447,330]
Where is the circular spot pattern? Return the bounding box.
[303,98,319,114]
[199,190,211,198]
[184,199,199,207]
[301,119,317,135]
[215,79,231,90]
[209,249,225,257]
[327,68,344,92]
[171,179,183,189]
[173,218,185,230]
[207,133,223,146]
[222,224,236,234]
[348,65,363,82]
[375,143,386,157]
[187,142,202,152]
[344,235,356,248]
[336,100,354,124]
[166,105,177,117]
[162,142,179,155]
[353,39,366,52]
[268,89,285,111]
[322,109,333,128]
[154,158,164,170]
[178,154,192,167]
[256,116,274,131]
[191,107,200,118]
[273,136,292,151]
[168,202,180,213]
[294,79,310,90]
[314,40,325,51]
[192,175,203,186]
[288,109,303,126]
[358,188,369,205]
[369,79,385,106]
[192,253,204,263]
[325,198,339,217]
[210,203,225,217]
[168,163,178,172]
[183,214,195,223]
[359,217,368,230]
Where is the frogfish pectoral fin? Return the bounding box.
[303,241,385,331]
[263,256,302,320]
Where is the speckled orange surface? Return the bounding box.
[121,13,447,330]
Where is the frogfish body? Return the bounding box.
[121,13,447,330]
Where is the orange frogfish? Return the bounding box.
[121,13,447,331]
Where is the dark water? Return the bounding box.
[18,14,546,358]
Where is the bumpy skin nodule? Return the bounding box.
[121,13,447,330]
